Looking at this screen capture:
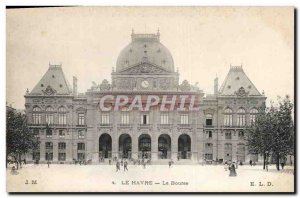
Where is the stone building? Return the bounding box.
[25,31,266,164]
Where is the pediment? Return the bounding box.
[118,62,171,74]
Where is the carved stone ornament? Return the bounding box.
[42,85,57,95]
[99,79,112,91]
[235,87,249,97]
[179,80,191,91]
[120,63,169,74]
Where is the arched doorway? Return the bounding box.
[138,134,151,159]
[158,134,171,159]
[178,134,191,159]
[119,134,132,159]
[99,133,112,159]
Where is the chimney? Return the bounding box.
[214,76,218,95]
[73,76,77,96]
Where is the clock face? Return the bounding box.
[141,80,150,88]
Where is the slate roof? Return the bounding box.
[30,65,72,95]
[219,66,261,96]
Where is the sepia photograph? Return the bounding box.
[6,6,295,193]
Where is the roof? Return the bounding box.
[219,66,261,96]
[30,64,72,96]
[116,31,174,73]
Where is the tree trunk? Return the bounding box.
[276,153,280,171]
[263,152,266,169]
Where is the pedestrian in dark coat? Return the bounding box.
[249,160,253,166]
[229,164,237,176]
[116,161,120,172]
[124,161,128,171]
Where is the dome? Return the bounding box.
[116,32,174,72]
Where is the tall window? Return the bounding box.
[205,114,213,126]
[160,113,169,125]
[205,143,213,160]
[45,142,53,150]
[180,114,189,124]
[141,114,149,125]
[101,113,110,125]
[77,143,85,151]
[58,107,67,125]
[58,153,66,161]
[250,108,259,124]
[225,131,232,140]
[45,152,53,161]
[45,106,54,125]
[121,113,130,124]
[78,130,85,139]
[78,113,85,125]
[33,128,39,137]
[206,131,212,139]
[32,107,42,124]
[58,142,66,150]
[223,108,233,126]
[237,108,246,126]
[46,129,52,138]
[238,131,244,140]
[59,129,65,138]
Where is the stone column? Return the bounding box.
[132,134,138,159]
[232,143,237,162]
[53,142,58,163]
[171,133,178,161]
[40,141,45,162]
[151,133,158,160]
[112,131,118,160]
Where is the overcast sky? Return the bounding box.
[6,7,294,109]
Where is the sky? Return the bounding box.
[6,7,294,109]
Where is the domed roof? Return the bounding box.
[116,31,174,72]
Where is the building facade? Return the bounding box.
[25,32,266,164]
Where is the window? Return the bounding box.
[205,143,213,160]
[78,130,85,139]
[121,113,130,124]
[77,143,85,151]
[77,153,85,160]
[33,129,39,137]
[205,154,213,160]
[225,131,232,140]
[250,108,259,124]
[32,152,40,161]
[180,114,189,124]
[58,153,66,161]
[160,113,169,125]
[78,113,85,125]
[141,114,149,125]
[32,107,42,124]
[101,113,110,125]
[58,107,67,125]
[45,152,53,161]
[45,142,53,149]
[46,129,52,138]
[206,131,212,139]
[223,108,233,126]
[237,108,246,126]
[59,129,65,138]
[238,131,244,140]
[45,107,54,125]
[205,114,213,126]
[58,142,66,150]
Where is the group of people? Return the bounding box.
[224,161,237,177]
[116,160,129,172]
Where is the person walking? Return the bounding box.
[229,164,237,177]
[116,161,120,172]
[47,160,50,168]
[124,161,128,171]
[249,160,253,166]
[168,160,172,168]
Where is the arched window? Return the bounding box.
[45,106,54,125]
[58,106,67,125]
[250,108,259,124]
[32,106,42,124]
[223,108,233,126]
[237,108,246,126]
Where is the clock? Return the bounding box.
[141,80,150,88]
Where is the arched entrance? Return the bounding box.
[138,134,151,159]
[178,134,191,159]
[119,134,132,159]
[99,133,112,159]
[158,134,171,159]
